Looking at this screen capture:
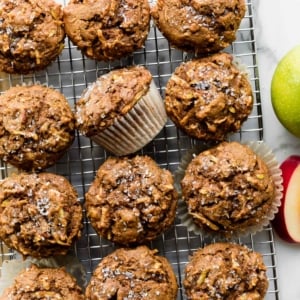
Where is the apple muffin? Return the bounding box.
[181,141,276,237]
[151,0,246,54]
[184,242,269,299]
[165,53,253,141]
[0,265,84,300]
[75,65,167,156]
[63,0,150,61]
[0,0,65,74]
[86,246,178,299]
[0,85,75,171]
[0,172,83,258]
[85,155,178,245]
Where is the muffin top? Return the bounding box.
[165,53,253,140]
[63,0,150,61]
[0,0,65,74]
[85,246,178,300]
[85,155,177,245]
[181,141,276,236]
[76,65,152,136]
[184,242,269,299]
[0,172,83,258]
[0,85,75,171]
[0,265,84,300]
[151,0,246,54]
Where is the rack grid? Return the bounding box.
[0,1,279,299]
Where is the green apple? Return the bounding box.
[271,45,300,137]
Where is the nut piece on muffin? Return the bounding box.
[151,0,246,54]
[184,242,269,300]
[85,155,178,245]
[0,172,83,258]
[85,245,178,300]
[0,85,75,171]
[181,141,276,237]
[76,65,167,156]
[63,0,150,61]
[0,265,84,300]
[165,53,253,141]
[0,0,65,74]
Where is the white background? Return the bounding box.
[253,0,300,299]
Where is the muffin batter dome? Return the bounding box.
[0,0,65,74]
[64,0,150,61]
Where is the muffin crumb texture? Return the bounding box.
[0,85,75,171]
[151,0,246,54]
[64,0,150,61]
[165,53,253,141]
[85,246,178,300]
[181,141,276,236]
[184,243,268,300]
[76,65,152,136]
[0,0,65,74]
[86,155,177,245]
[0,172,83,258]
[0,265,84,300]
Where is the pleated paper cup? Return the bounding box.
[91,81,167,156]
[175,141,283,240]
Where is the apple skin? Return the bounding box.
[272,155,300,243]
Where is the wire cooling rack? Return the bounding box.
[0,0,280,299]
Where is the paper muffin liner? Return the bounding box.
[0,254,87,295]
[91,80,167,156]
[175,141,283,240]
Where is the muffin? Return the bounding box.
[0,0,65,74]
[0,265,84,300]
[183,242,269,299]
[85,155,178,245]
[165,53,253,141]
[151,0,246,54]
[76,65,167,156]
[0,85,75,171]
[85,245,178,299]
[0,172,83,258]
[63,0,150,61]
[180,141,277,237]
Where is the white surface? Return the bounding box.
[253,0,300,299]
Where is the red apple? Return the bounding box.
[272,155,300,243]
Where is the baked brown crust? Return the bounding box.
[85,155,177,245]
[0,265,84,300]
[0,85,75,171]
[151,0,246,54]
[183,243,268,300]
[76,65,152,136]
[85,246,178,300]
[165,53,253,141]
[63,0,150,61]
[0,0,65,74]
[0,172,83,258]
[181,141,276,236]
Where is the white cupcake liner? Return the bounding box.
[175,141,283,239]
[91,80,167,156]
[0,255,87,295]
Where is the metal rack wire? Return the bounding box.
[0,0,279,299]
